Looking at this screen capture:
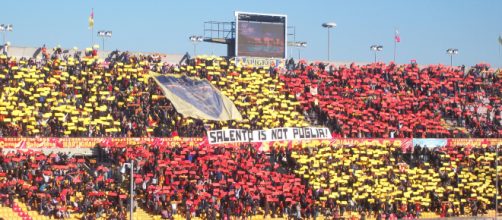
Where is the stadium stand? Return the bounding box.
[0,51,205,138]
[107,143,311,219]
[0,142,499,219]
[281,61,502,138]
[0,47,501,219]
[173,56,307,130]
[292,142,500,219]
[1,50,500,138]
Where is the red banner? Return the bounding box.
[0,137,204,149]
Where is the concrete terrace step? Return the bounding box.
[124,206,155,220]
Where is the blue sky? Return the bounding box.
[2,0,502,67]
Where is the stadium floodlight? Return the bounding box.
[189,35,204,56]
[0,24,13,54]
[446,48,459,66]
[298,42,307,59]
[0,24,13,32]
[288,41,307,47]
[97,30,112,51]
[288,41,308,59]
[322,22,336,61]
[370,45,384,63]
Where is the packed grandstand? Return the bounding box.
[0,48,500,220]
[0,51,500,138]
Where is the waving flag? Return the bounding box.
[499,35,502,45]
[88,8,94,29]
[395,29,401,43]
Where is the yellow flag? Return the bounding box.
[88,8,94,29]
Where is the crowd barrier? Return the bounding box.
[0,137,500,149]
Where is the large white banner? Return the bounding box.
[207,127,332,145]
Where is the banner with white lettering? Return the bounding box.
[207,127,332,145]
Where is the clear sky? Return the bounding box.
[2,0,502,67]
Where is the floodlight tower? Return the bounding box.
[446,48,459,66]
[322,22,336,61]
[370,45,384,63]
[97,30,112,51]
[189,35,204,56]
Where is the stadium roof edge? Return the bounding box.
[5,45,458,68]
[5,45,184,64]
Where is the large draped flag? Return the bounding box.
[150,73,243,121]
[88,9,94,29]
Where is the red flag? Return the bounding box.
[16,140,26,149]
[50,138,63,148]
[395,30,401,43]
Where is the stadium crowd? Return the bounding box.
[104,143,311,219]
[0,149,124,219]
[172,55,308,130]
[0,50,204,138]
[292,141,501,219]
[0,141,499,219]
[0,48,501,220]
[281,61,502,138]
[2,49,501,139]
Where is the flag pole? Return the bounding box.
[498,33,502,68]
[499,33,501,68]
[393,28,397,63]
[92,8,94,46]
[393,39,396,62]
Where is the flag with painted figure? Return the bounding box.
[150,72,243,121]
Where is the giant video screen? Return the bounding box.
[236,12,286,59]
